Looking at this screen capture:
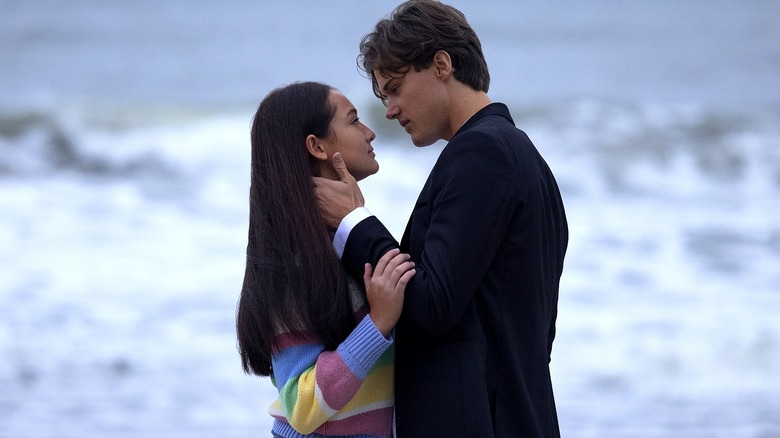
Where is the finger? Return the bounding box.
[374,248,401,277]
[331,152,355,183]
[363,263,373,291]
[389,259,415,283]
[384,252,412,273]
[396,268,416,291]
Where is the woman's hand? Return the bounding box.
[363,248,416,337]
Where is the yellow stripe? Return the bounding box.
[336,365,394,415]
[272,362,394,433]
[283,364,331,434]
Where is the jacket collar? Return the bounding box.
[453,102,514,138]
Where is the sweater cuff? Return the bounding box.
[337,314,393,380]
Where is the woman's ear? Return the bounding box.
[306,134,329,161]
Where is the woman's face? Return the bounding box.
[317,91,378,182]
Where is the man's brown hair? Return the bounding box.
[358,0,490,102]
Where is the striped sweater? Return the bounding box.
[268,302,395,438]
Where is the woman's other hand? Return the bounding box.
[363,248,415,337]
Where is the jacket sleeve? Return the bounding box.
[343,131,515,336]
[269,315,393,434]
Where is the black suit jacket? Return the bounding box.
[342,103,568,437]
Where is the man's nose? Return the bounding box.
[385,104,399,120]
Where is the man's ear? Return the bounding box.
[306,134,329,161]
[433,50,453,79]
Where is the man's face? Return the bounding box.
[374,66,450,147]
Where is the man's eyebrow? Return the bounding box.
[380,78,396,95]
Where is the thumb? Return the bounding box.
[332,152,353,183]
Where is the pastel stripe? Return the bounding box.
[272,343,322,387]
[313,379,339,417]
[273,330,317,351]
[267,303,395,436]
[283,363,328,434]
[272,406,394,437]
[334,365,394,416]
[317,407,394,436]
[315,352,363,409]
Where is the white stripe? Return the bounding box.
[314,381,339,417]
[330,400,394,421]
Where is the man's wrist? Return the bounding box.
[332,207,373,258]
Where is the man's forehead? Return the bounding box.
[373,69,403,88]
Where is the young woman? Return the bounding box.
[236,81,415,438]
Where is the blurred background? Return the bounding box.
[1,1,778,437]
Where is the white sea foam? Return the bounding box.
[1,99,778,436]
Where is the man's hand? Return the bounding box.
[312,152,365,229]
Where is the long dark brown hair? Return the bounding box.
[237,81,356,376]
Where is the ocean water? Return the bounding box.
[1,1,779,437]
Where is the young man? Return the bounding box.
[314,1,568,436]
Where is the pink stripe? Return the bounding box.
[272,330,318,352]
[315,407,394,437]
[315,351,362,408]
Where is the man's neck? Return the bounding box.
[446,88,491,140]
